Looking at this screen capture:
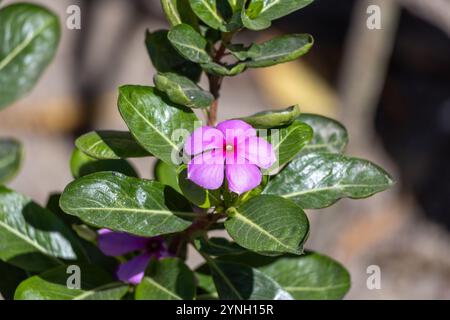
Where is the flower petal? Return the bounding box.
[116,253,151,285]
[239,136,276,169]
[216,120,256,146]
[184,126,224,156]
[226,163,262,194]
[188,149,225,190]
[97,229,149,257]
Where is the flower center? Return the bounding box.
[225,144,234,152]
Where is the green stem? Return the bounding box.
[206,31,236,126]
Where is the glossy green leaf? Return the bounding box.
[168,24,211,63]
[222,0,245,31]
[75,131,150,160]
[154,72,213,108]
[0,187,84,271]
[242,0,314,30]
[118,85,198,165]
[160,0,198,27]
[227,43,256,61]
[195,270,218,299]
[239,105,300,128]
[0,138,23,184]
[227,0,244,11]
[178,169,221,208]
[216,250,350,300]
[48,193,118,273]
[255,0,314,20]
[146,30,202,82]
[0,3,60,109]
[14,265,128,300]
[201,61,246,76]
[298,113,348,154]
[135,258,195,300]
[60,172,195,237]
[225,195,309,255]
[264,153,395,209]
[45,193,83,227]
[265,120,313,172]
[70,148,138,179]
[154,160,181,193]
[194,237,247,256]
[245,34,313,68]
[241,7,271,31]
[188,0,225,30]
[206,259,293,300]
[259,252,350,300]
[188,0,244,32]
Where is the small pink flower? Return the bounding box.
[97,229,171,285]
[184,120,276,194]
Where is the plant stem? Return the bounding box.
[206,32,235,126]
[171,212,226,257]
[207,74,222,126]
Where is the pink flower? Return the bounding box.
[184,120,276,194]
[97,229,171,285]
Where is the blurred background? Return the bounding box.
[1,0,449,299]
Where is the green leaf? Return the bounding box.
[195,270,218,299]
[201,61,246,76]
[45,193,83,227]
[154,160,181,193]
[0,138,23,184]
[298,113,348,154]
[206,259,293,300]
[160,0,198,27]
[194,237,247,256]
[0,187,84,272]
[178,169,221,208]
[225,195,309,255]
[0,260,27,300]
[14,265,128,300]
[256,0,314,20]
[222,0,245,31]
[118,85,198,165]
[265,120,313,172]
[154,72,213,108]
[188,0,225,30]
[48,194,118,273]
[264,153,395,209]
[146,30,202,82]
[215,250,350,300]
[0,3,60,109]
[227,0,244,12]
[242,0,314,31]
[239,105,300,128]
[241,7,271,31]
[70,148,138,179]
[227,43,255,61]
[75,131,150,160]
[168,24,211,63]
[245,34,313,68]
[60,172,195,237]
[259,252,350,300]
[135,257,196,300]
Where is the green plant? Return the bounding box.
[0,1,394,300]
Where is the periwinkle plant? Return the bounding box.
[0,1,394,300]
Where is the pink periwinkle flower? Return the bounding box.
[97,229,171,285]
[184,120,276,194]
